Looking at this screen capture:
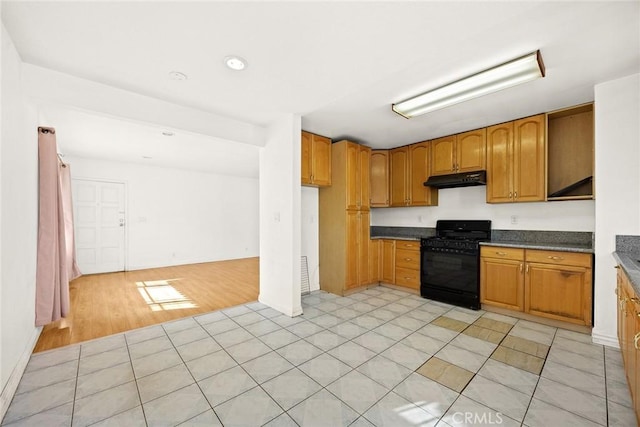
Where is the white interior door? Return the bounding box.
[73,179,126,274]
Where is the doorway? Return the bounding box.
[73,178,126,274]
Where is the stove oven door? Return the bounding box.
[420,247,480,309]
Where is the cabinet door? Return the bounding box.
[480,257,524,311]
[409,142,431,206]
[345,210,359,289]
[430,135,456,176]
[635,312,640,420]
[345,143,360,210]
[301,131,313,185]
[456,128,486,172]
[369,239,380,283]
[370,150,389,207]
[525,263,592,325]
[513,115,545,202]
[359,146,371,210]
[623,283,636,391]
[358,211,370,286]
[617,269,625,346]
[382,240,396,283]
[389,147,408,207]
[486,122,514,203]
[311,135,332,186]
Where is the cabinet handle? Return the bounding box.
[508,192,512,199]
[632,297,640,304]
[496,251,507,256]
[404,258,412,261]
[615,265,621,269]
[634,332,640,350]
[520,263,523,273]
[404,277,412,280]
[514,191,518,199]
[526,264,529,273]
[547,256,564,261]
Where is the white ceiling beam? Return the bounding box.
[22,63,265,147]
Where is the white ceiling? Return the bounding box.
[3,1,639,170]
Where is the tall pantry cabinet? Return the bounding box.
[319,140,373,295]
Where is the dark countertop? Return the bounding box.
[481,240,594,253]
[613,251,640,296]
[614,235,640,295]
[370,236,420,241]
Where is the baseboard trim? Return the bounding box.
[126,256,259,272]
[592,331,620,348]
[0,326,42,421]
[258,294,303,317]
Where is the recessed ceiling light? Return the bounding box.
[142,156,153,159]
[168,71,188,81]
[224,55,247,71]
[162,131,175,137]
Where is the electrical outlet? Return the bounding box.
[511,215,518,224]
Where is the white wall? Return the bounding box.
[259,114,302,316]
[593,73,640,346]
[0,24,40,417]
[65,156,259,270]
[371,186,595,231]
[301,187,319,292]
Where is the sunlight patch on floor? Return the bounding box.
[136,279,197,311]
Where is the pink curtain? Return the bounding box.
[35,127,81,326]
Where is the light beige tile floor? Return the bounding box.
[1,286,636,426]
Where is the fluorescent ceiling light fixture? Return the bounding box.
[224,55,247,71]
[392,50,545,118]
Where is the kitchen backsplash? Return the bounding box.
[616,235,640,253]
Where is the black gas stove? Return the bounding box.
[420,220,491,310]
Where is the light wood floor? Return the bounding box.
[34,257,259,353]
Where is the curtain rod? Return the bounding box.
[38,126,55,135]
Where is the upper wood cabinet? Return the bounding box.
[431,129,486,176]
[346,143,371,210]
[370,150,389,207]
[486,115,545,203]
[390,142,438,207]
[301,131,332,187]
[547,103,594,200]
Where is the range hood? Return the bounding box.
[424,170,487,189]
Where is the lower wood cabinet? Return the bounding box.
[374,239,420,291]
[480,246,593,326]
[346,210,370,289]
[616,267,640,423]
[381,239,396,283]
[480,247,524,311]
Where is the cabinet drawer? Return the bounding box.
[396,248,419,269]
[396,240,420,250]
[395,267,420,288]
[526,250,592,268]
[480,246,524,261]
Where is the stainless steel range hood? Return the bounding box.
[423,170,487,189]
